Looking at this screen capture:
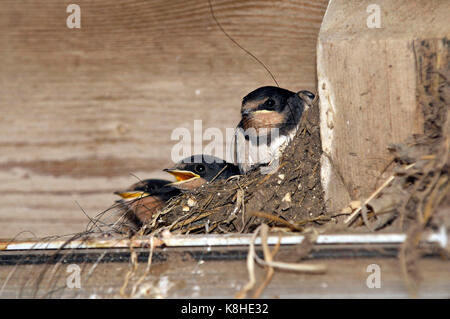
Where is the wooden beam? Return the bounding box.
[1,249,448,298]
[317,0,450,212]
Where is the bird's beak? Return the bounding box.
[164,169,200,185]
[114,191,149,200]
[242,108,276,116]
[252,110,275,114]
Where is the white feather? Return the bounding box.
[234,124,298,174]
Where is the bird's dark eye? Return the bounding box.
[266,98,275,107]
[195,164,205,174]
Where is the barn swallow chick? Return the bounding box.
[114,179,180,226]
[164,154,240,191]
[233,86,315,174]
[114,179,175,201]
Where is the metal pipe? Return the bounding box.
[0,227,446,251]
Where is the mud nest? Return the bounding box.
[97,67,448,237]
[133,100,328,235]
[91,42,449,239]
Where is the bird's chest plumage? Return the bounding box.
[234,125,298,174]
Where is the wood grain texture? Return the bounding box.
[1,251,449,298]
[0,0,328,238]
[317,0,450,212]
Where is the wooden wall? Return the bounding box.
[0,0,328,238]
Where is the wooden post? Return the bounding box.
[317,0,449,212]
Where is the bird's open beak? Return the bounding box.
[114,191,149,200]
[164,169,200,185]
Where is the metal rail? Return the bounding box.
[0,227,447,251]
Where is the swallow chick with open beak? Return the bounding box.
[114,179,180,226]
[233,86,315,174]
[164,154,240,191]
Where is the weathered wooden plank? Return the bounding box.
[317,0,450,212]
[0,247,448,298]
[0,0,328,237]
